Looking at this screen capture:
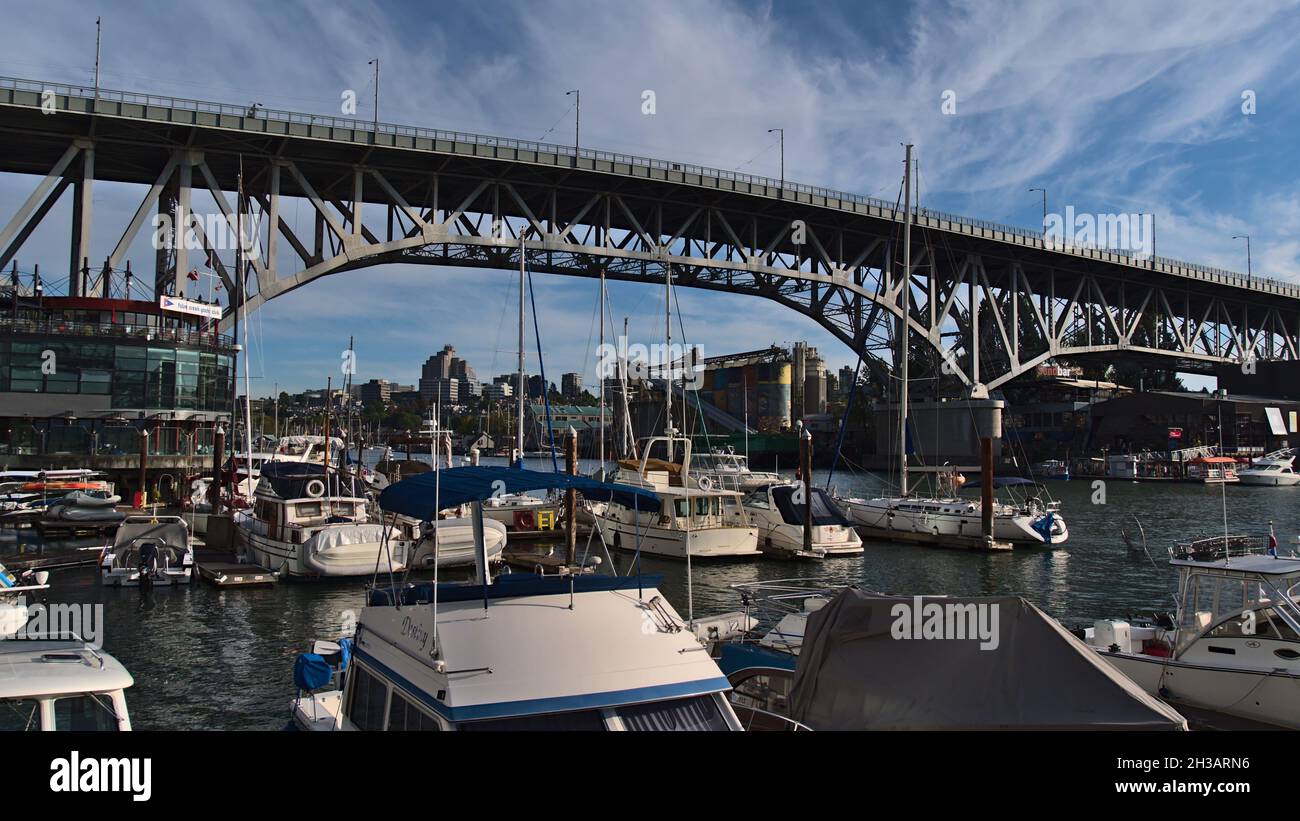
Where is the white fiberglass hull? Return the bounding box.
[841,497,1067,545]
[1236,471,1300,486]
[1095,650,1300,729]
[408,518,508,569]
[101,566,193,587]
[594,514,759,559]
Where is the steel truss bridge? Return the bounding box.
[2,75,1299,391]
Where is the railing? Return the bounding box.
[0,315,233,349]
[3,74,1298,297]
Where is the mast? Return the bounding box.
[238,159,255,503]
[664,261,674,462]
[598,266,606,471]
[516,231,526,467]
[899,144,913,497]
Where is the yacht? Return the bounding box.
[1034,459,1071,481]
[290,466,750,731]
[594,435,760,559]
[1079,534,1300,729]
[1236,448,1300,486]
[99,515,194,587]
[689,447,782,492]
[734,483,863,558]
[235,461,410,578]
[1,577,134,731]
[1186,456,1240,484]
[839,474,1068,546]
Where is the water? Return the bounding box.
[5,456,1296,730]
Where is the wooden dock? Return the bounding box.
[193,545,276,587]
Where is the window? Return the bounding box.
[296,502,323,518]
[387,690,440,731]
[618,696,729,731]
[53,694,119,731]
[346,664,389,730]
[460,710,606,731]
[0,698,42,731]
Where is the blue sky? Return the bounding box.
[4,0,1300,394]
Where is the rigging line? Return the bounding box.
[536,101,576,143]
[525,268,560,472]
[670,281,712,447]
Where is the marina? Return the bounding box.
[2,5,1300,777]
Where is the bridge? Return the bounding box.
[2,74,1298,392]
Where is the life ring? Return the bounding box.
[305,479,326,498]
[514,510,536,530]
[697,475,715,491]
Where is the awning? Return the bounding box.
[378,465,660,520]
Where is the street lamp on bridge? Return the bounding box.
[1233,234,1252,283]
[367,58,380,134]
[768,128,784,198]
[1028,187,1047,237]
[566,89,580,162]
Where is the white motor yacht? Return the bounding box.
[1237,448,1300,486]
[290,467,752,731]
[1080,534,1300,729]
[734,483,863,558]
[235,461,410,578]
[594,435,760,559]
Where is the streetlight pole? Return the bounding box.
[1233,234,1252,282]
[566,89,580,163]
[1029,187,1047,238]
[368,58,379,134]
[93,17,102,101]
[768,128,784,198]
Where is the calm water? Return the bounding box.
[5,456,1297,730]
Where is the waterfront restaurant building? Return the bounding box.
[1,275,236,501]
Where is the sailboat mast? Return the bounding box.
[599,267,606,470]
[899,144,913,497]
[238,160,255,501]
[516,232,526,467]
[664,261,674,462]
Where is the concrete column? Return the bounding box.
[68,141,94,295]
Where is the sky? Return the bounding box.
[4,0,1300,395]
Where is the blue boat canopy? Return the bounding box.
[378,465,661,521]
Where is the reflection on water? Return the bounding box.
[5,454,1297,730]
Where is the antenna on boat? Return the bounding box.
[516,230,526,470]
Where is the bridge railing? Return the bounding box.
[4,74,1298,297]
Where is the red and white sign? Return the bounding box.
[1167,427,1183,440]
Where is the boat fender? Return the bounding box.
[305,479,326,498]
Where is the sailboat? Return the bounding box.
[479,232,561,534]
[835,146,1067,548]
[592,261,759,559]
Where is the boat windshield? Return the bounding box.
[1178,570,1300,652]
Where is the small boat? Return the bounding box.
[1186,456,1240,483]
[706,580,1187,731]
[100,515,195,587]
[735,483,863,559]
[1078,533,1300,729]
[1236,448,1300,486]
[235,461,410,578]
[402,517,508,569]
[290,467,754,731]
[1034,459,1071,481]
[42,490,127,526]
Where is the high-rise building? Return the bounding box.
[419,377,459,405]
[561,372,583,398]
[839,365,857,397]
[359,378,391,407]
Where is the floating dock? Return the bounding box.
[193,541,276,588]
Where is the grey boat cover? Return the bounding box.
[788,588,1188,730]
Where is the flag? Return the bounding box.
[187,269,200,282]
[1268,524,1278,557]
[214,282,223,291]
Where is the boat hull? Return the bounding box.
[595,516,760,559]
[1237,472,1300,486]
[842,498,1067,546]
[237,523,409,577]
[1095,649,1300,730]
